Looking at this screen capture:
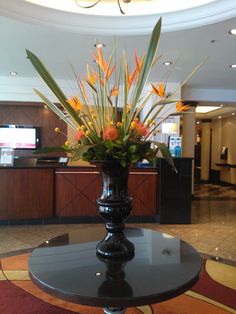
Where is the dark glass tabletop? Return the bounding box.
[28,227,201,308]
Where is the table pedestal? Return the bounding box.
[104,308,125,314]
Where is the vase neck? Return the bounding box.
[99,163,129,201]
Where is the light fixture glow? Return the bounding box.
[229,29,236,35]
[218,116,222,119]
[196,106,221,113]
[162,122,177,134]
[94,43,105,48]
[163,61,172,66]
[230,64,236,68]
[232,113,235,116]
[10,71,18,75]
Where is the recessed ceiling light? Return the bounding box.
[218,116,222,119]
[196,106,221,113]
[44,105,48,109]
[10,71,18,75]
[232,113,235,116]
[163,61,172,66]
[197,121,200,124]
[229,29,236,35]
[94,43,105,48]
[230,64,236,68]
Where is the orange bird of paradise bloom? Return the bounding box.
[176,101,190,112]
[67,96,83,111]
[134,49,145,76]
[151,82,166,98]
[94,47,115,80]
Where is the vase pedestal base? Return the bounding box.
[96,231,135,259]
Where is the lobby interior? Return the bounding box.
[0,0,236,265]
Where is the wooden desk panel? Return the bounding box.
[55,168,158,217]
[0,168,53,219]
[55,170,101,216]
[129,171,158,216]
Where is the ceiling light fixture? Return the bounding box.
[75,0,133,15]
[229,29,236,35]
[10,71,18,75]
[163,61,172,66]
[218,116,222,119]
[232,113,235,116]
[94,43,106,48]
[196,106,221,113]
[230,64,236,68]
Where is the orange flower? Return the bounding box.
[86,64,96,85]
[135,122,149,137]
[74,130,85,142]
[103,126,119,141]
[94,47,107,72]
[94,47,115,80]
[110,85,119,97]
[127,66,137,91]
[67,96,82,111]
[134,49,145,75]
[106,63,115,80]
[176,101,190,112]
[151,82,165,98]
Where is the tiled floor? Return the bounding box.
[0,183,235,262]
[194,183,236,199]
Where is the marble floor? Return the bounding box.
[0,183,235,262]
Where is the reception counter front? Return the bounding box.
[0,166,158,224]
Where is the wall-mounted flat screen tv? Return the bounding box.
[0,125,40,149]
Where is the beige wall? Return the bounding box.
[211,115,236,184]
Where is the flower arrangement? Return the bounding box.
[26,18,196,168]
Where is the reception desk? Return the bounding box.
[0,166,158,224]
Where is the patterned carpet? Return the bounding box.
[0,253,236,314]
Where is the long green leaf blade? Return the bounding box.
[130,18,162,117]
[26,49,81,125]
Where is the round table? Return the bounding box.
[29,227,201,314]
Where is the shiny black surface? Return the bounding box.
[157,158,193,224]
[29,227,201,308]
[94,161,134,259]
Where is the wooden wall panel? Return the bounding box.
[0,102,66,156]
[0,168,54,219]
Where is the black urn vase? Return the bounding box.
[93,161,135,259]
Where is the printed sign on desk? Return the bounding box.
[0,147,14,167]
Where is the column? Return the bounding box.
[200,119,211,181]
[182,105,196,158]
[181,102,197,194]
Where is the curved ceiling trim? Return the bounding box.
[0,0,236,35]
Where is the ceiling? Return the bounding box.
[0,0,236,119]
